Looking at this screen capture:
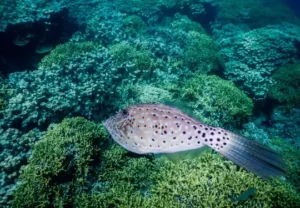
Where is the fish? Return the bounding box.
[104,104,286,178]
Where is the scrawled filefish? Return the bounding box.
[104,104,285,178]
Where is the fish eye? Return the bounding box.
[122,109,128,116]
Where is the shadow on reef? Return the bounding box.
[0,7,77,75]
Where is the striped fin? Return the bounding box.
[217,131,286,178]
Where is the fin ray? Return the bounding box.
[218,132,285,178]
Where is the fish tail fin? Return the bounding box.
[217,131,286,178]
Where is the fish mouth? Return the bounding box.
[104,115,127,132]
[104,117,114,132]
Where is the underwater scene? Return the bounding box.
[1,0,300,207]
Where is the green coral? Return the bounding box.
[0,77,14,110]
[76,144,156,208]
[12,118,300,207]
[183,31,222,73]
[170,15,205,34]
[123,15,146,36]
[13,119,300,207]
[271,137,300,192]
[216,0,300,27]
[75,148,300,208]
[269,64,300,107]
[182,74,254,126]
[150,151,300,208]
[38,41,101,69]
[116,83,174,109]
[12,117,107,207]
[109,42,154,78]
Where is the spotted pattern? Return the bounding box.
[104,104,231,154]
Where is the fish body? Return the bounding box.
[104,104,285,178]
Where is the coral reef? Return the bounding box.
[181,74,253,127]
[1,46,117,130]
[9,117,300,208]
[0,0,300,207]
[0,0,69,74]
[0,128,41,207]
[12,117,107,207]
[218,23,300,100]
[116,83,174,109]
[151,151,300,208]
[109,42,154,80]
[116,0,217,24]
[122,15,146,37]
[271,137,300,193]
[269,106,300,148]
[215,0,300,28]
[0,0,66,32]
[268,64,300,107]
[38,41,102,69]
[84,6,126,45]
[183,31,222,73]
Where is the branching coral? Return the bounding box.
[75,144,156,208]
[38,41,102,69]
[181,74,253,127]
[215,0,300,27]
[0,128,41,207]
[12,117,107,207]
[170,15,205,34]
[270,107,300,148]
[269,64,300,107]
[271,137,300,193]
[122,15,146,36]
[109,42,154,80]
[1,45,118,130]
[11,118,300,207]
[218,23,300,100]
[150,151,300,208]
[116,83,174,109]
[183,31,222,74]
